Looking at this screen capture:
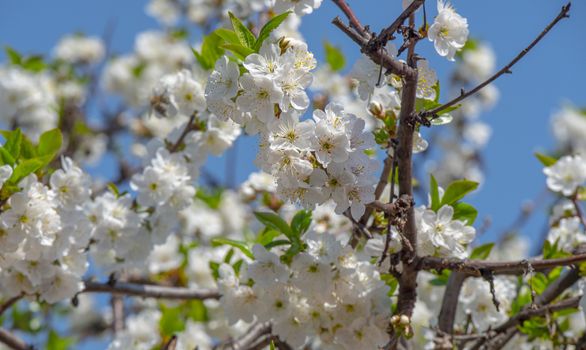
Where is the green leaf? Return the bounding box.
[470,243,494,260]
[193,32,225,70]
[2,129,23,159]
[430,174,440,212]
[4,46,22,65]
[159,305,185,337]
[211,238,254,259]
[37,128,63,156]
[324,41,345,71]
[0,148,15,166]
[46,330,72,350]
[22,55,46,73]
[440,179,479,207]
[254,11,291,51]
[452,202,478,225]
[256,228,282,246]
[215,28,241,45]
[264,239,291,250]
[221,43,255,60]
[534,152,557,167]
[254,211,294,239]
[9,157,45,184]
[184,300,208,322]
[290,210,312,236]
[228,12,256,49]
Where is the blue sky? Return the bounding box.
[0,0,585,347]
[1,0,585,246]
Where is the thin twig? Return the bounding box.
[169,113,197,153]
[82,281,221,300]
[572,196,586,229]
[330,0,368,37]
[422,2,571,120]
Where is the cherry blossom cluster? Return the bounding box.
[219,231,391,349]
[0,158,92,303]
[204,38,378,220]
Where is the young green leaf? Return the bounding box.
[192,32,225,70]
[324,41,345,71]
[254,11,291,51]
[159,305,186,337]
[440,179,479,207]
[290,210,312,236]
[452,202,478,225]
[215,28,241,45]
[254,211,294,239]
[2,128,23,159]
[8,157,46,184]
[430,174,440,211]
[0,148,16,166]
[211,238,254,259]
[470,243,494,260]
[534,152,557,167]
[221,43,255,60]
[4,46,22,65]
[228,12,256,49]
[37,128,63,156]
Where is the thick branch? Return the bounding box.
[0,329,32,350]
[82,281,221,300]
[421,2,571,119]
[437,272,466,334]
[420,253,586,277]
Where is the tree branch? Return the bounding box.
[437,272,467,334]
[330,0,369,37]
[332,17,416,78]
[421,2,571,120]
[82,281,221,300]
[0,329,32,350]
[0,295,23,317]
[473,268,581,349]
[369,0,425,49]
[419,253,586,277]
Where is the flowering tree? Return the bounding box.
[0,0,585,349]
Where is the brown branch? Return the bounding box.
[573,196,586,229]
[496,296,579,333]
[330,0,368,37]
[169,113,197,153]
[421,2,571,120]
[332,17,416,78]
[473,268,581,349]
[82,281,221,300]
[386,28,420,349]
[0,329,32,350]
[419,253,586,277]
[111,295,125,334]
[437,272,467,334]
[370,0,425,48]
[0,295,22,317]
